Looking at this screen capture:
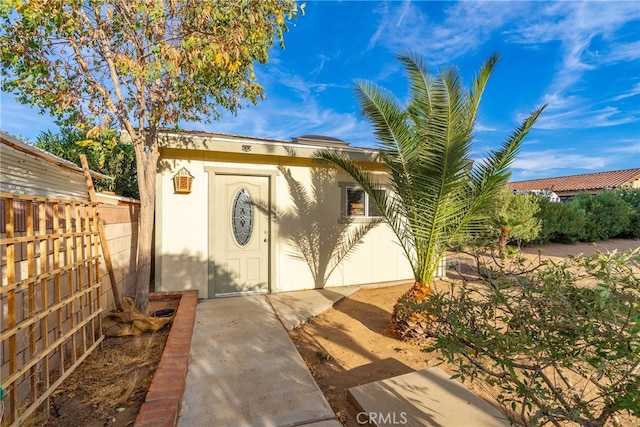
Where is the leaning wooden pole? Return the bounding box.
[80,155,121,311]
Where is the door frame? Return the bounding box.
[205,166,278,298]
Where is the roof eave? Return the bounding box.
[152,129,380,163]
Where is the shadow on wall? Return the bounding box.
[157,251,208,293]
[272,166,380,289]
[158,251,261,297]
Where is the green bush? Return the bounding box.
[424,249,640,426]
[35,126,138,198]
[571,190,633,242]
[535,197,586,244]
[493,189,541,247]
[615,187,640,238]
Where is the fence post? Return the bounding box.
[79,155,121,311]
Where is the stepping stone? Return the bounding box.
[348,367,509,427]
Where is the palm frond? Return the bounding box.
[318,52,544,286]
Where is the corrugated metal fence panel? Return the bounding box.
[0,145,90,200]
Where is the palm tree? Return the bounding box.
[314,52,545,337]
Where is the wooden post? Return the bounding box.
[80,155,121,311]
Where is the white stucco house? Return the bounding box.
[152,130,415,298]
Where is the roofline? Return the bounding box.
[142,129,380,163]
[510,168,640,185]
[1,130,112,180]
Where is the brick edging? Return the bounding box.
[134,290,198,427]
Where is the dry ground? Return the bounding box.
[20,239,639,427]
[24,298,178,427]
[290,238,639,426]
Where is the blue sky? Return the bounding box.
[1,0,639,181]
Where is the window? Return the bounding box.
[341,184,385,218]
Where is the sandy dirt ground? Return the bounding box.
[521,238,639,259]
[290,238,639,426]
[24,298,178,427]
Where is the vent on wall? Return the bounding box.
[173,167,194,194]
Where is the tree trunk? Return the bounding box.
[498,226,511,258]
[132,134,159,314]
[390,281,433,339]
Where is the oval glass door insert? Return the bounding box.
[231,188,254,246]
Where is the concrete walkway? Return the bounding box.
[267,286,359,330]
[177,284,513,427]
[348,367,509,427]
[177,293,344,427]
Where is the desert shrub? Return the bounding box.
[535,198,586,244]
[615,187,640,238]
[571,191,633,242]
[424,249,640,426]
[490,189,541,251]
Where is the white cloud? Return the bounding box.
[190,95,374,147]
[605,139,640,155]
[367,1,529,65]
[512,150,608,174]
[532,104,637,130]
[474,121,498,132]
[611,82,640,101]
[504,1,640,126]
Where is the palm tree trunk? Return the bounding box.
[391,281,433,339]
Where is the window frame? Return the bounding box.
[339,182,386,220]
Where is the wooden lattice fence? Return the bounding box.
[1,193,103,426]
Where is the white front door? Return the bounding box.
[210,174,270,296]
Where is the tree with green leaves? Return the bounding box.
[314,52,545,337]
[492,188,541,255]
[1,0,303,313]
[35,126,139,198]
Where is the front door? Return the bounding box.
[210,174,270,296]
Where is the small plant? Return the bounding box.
[315,350,333,362]
[423,248,640,426]
[491,188,541,254]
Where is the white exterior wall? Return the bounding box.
[155,146,414,297]
[156,149,211,294]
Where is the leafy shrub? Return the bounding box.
[424,249,640,426]
[35,126,138,198]
[534,197,586,244]
[492,189,541,248]
[615,187,640,238]
[571,191,633,242]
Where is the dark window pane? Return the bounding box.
[346,188,365,216]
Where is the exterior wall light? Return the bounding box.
[173,167,194,194]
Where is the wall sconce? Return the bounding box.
[173,167,194,194]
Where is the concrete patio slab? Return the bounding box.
[299,421,344,427]
[178,295,337,427]
[300,420,343,427]
[267,286,360,330]
[348,367,509,427]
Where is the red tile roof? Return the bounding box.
[510,168,640,193]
